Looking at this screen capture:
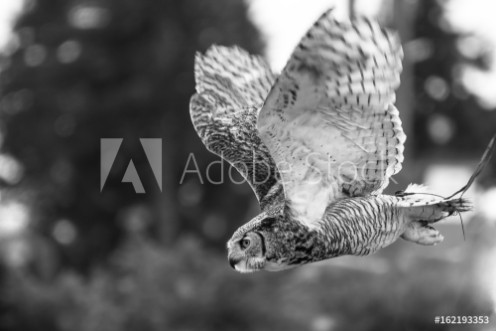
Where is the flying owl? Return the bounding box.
[190,9,494,273]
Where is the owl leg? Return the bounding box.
[401,221,444,245]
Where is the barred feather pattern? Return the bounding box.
[253,195,408,267]
[279,193,462,264]
[235,190,472,270]
[194,46,276,109]
[291,192,470,262]
[258,9,406,226]
[191,46,284,208]
[317,195,405,256]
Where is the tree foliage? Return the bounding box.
[413,1,496,157]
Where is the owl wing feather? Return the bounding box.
[191,46,282,208]
[257,9,406,226]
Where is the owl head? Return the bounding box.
[227,212,303,273]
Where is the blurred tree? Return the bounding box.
[0,0,265,271]
[412,0,496,162]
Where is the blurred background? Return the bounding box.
[0,0,495,330]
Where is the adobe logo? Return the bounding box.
[100,138,162,193]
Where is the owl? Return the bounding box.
[190,9,494,273]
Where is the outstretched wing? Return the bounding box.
[257,10,406,226]
[191,46,282,208]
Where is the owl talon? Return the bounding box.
[401,222,444,246]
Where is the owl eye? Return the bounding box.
[239,237,251,249]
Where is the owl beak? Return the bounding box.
[228,255,239,269]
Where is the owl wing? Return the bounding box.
[257,10,406,226]
[191,46,282,208]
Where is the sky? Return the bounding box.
[0,0,24,51]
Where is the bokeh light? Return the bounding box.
[68,3,111,30]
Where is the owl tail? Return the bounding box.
[402,195,471,222]
[398,191,472,222]
[399,194,472,245]
[398,133,496,218]
[400,134,495,244]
